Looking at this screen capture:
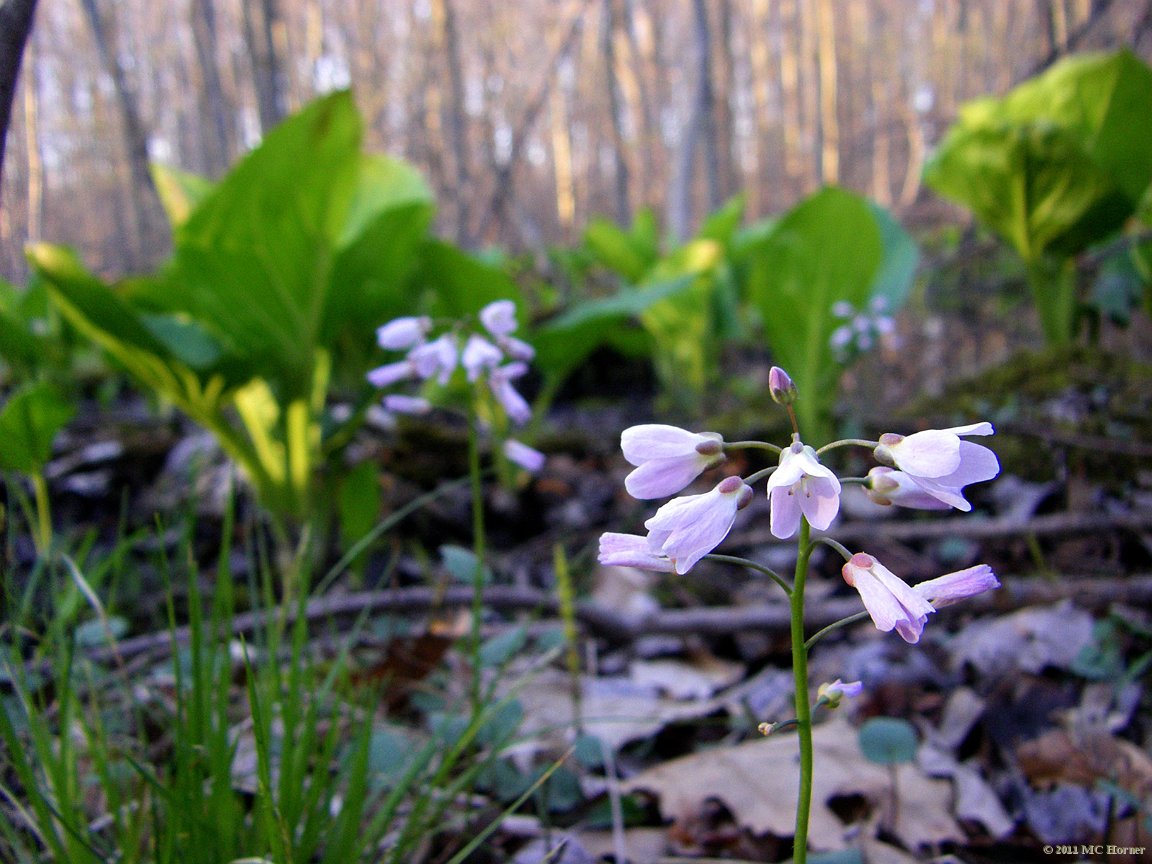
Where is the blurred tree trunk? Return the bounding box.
[618,0,653,206]
[0,0,38,209]
[189,0,235,176]
[602,0,631,225]
[243,0,288,134]
[550,65,576,237]
[748,0,773,213]
[23,37,42,242]
[431,0,471,246]
[668,0,718,240]
[476,2,587,245]
[79,0,165,267]
[715,0,737,201]
[813,0,838,184]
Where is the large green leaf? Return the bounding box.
[744,187,882,437]
[532,276,695,386]
[868,201,919,309]
[0,382,75,475]
[925,49,1152,263]
[162,91,364,392]
[414,240,521,320]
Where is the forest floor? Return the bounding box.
[6,300,1152,864]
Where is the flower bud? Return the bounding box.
[768,366,798,406]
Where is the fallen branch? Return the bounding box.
[37,573,1152,671]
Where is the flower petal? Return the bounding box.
[890,430,961,478]
[621,425,707,463]
[625,456,709,499]
[769,486,802,539]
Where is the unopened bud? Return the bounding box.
[694,434,725,457]
[768,366,798,406]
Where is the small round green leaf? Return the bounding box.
[858,717,918,765]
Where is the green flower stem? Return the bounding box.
[467,411,487,714]
[805,610,871,651]
[743,465,778,485]
[725,440,784,455]
[790,517,814,864]
[816,438,878,455]
[812,535,854,563]
[705,553,792,596]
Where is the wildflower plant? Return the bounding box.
[368,299,542,708]
[598,365,1001,862]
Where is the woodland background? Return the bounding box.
[3,0,1152,279]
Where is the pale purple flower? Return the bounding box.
[489,362,532,425]
[367,360,416,388]
[504,438,546,472]
[382,394,432,415]
[620,424,725,500]
[644,476,753,574]
[598,532,675,573]
[376,315,432,350]
[817,679,863,708]
[841,552,936,644]
[479,300,518,337]
[461,334,503,381]
[913,564,999,608]
[409,334,458,385]
[765,441,841,538]
[498,335,536,362]
[873,423,999,512]
[865,467,950,510]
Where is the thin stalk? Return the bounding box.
[705,553,792,596]
[816,438,878,456]
[467,412,487,714]
[30,472,52,557]
[725,440,783,455]
[805,610,870,650]
[790,517,814,864]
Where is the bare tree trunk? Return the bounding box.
[23,37,42,241]
[714,0,737,201]
[0,0,38,210]
[694,0,720,214]
[668,0,719,241]
[189,0,235,176]
[550,71,576,237]
[432,0,472,246]
[814,0,839,185]
[475,1,588,245]
[602,0,631,225]
[79,0,165,268]
[243,0,288,134]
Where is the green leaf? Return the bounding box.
[584,214,659,283]
[440,544,493,586]
[858,717,918,765]
[414,240,521,320]
[925,49,1152,265]
[698,194,745,246]
[531,276,695,386]
[744,187,882,436]
[868,201,919,310]
[478,625,528,668]
[150,163,215,229]
[0,382,75,474]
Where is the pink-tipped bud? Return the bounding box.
[768,366,798,406]
[694,436,725,457]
